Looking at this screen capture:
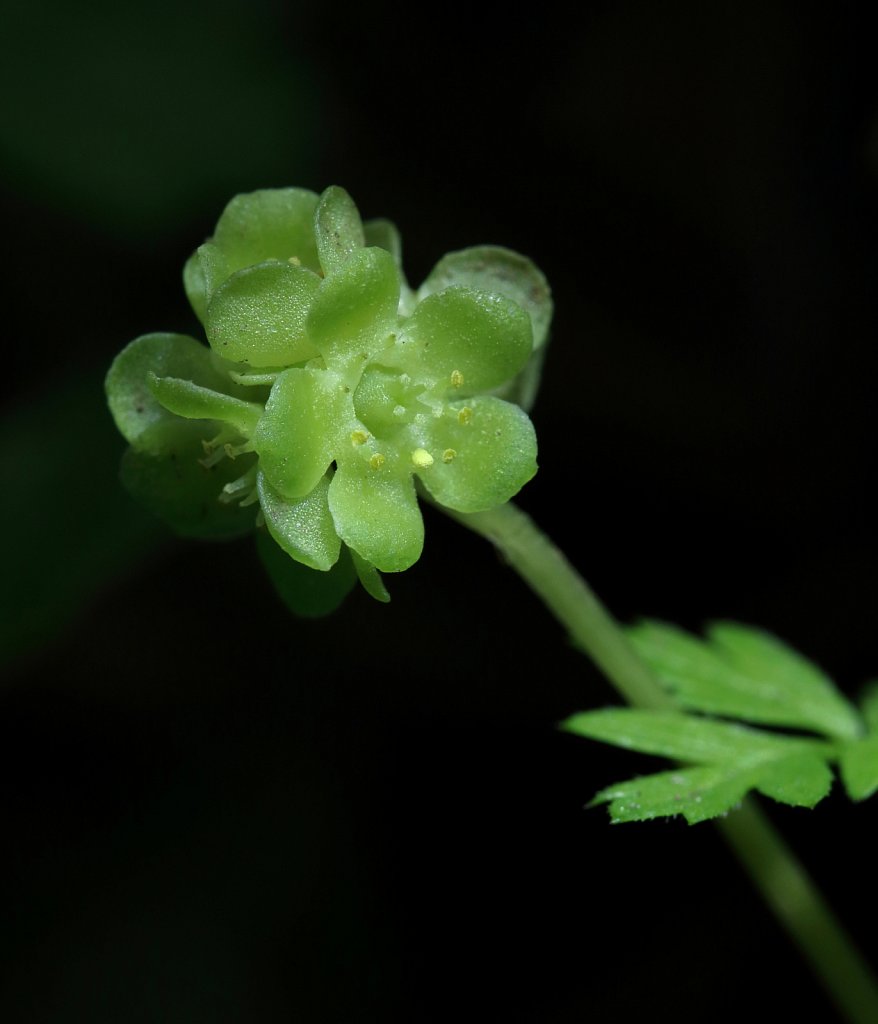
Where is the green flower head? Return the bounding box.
[106,186,551,601]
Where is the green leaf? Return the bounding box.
[416,396,538,513]
[306,247,400,367]
[562,709,827,765]
[591,753,832,825]
[315,185,365,274]
[120,421,257,539]
[206,261,322,367]
[707,622,861,740]
[840,735,878,801]
[628,620,861,740]
[419,245,553,351]
[328,457,424,573]
[592,765,750,825]
[256,530,356,618]
[148,374,262,436]
[350,549,391,603]
[253,367,341,500]
[860,682,878,732]
[754,754,833,807]
[257,472,341,572]
[398,287,532,394]
[105,333,238,455]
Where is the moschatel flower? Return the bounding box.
[106,186,551,600]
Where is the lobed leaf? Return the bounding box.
[839,736,878,801]
[628,620,861,740]
[562,708,828,765]
[591,753,832,826]
[591,765,750,825]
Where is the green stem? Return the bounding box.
[453,500,878,1024]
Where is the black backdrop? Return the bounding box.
[1,2,877,1020]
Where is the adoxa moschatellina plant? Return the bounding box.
[107,185,878,1023]
[106,185,549,606]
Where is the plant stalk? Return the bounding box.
[453,500,878,1024]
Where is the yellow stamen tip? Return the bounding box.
[411,448,434,469]
[369,453,386,470]
[450,369,465,388]
[457,406,473,425]
[442,448,456,463]
[350,429,369,446]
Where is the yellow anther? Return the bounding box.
[458,406,473,425]
[369,453,386,470]
[288,255,302,266]
[442,448,456,463]
[350,429,369,446]
[450,369,465,388]
[411,448,434,469]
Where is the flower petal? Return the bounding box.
[418,246,552,352]
[306,247,400,367]
[328,456,423,572]
[257,471,341,571]
[198,187,321,298]
[315,185,365,275]
[148,374,262,436]
[106,333,237,455]
[253,367,340,500]
[364,217,416,314]
[206,261,322,367]
[398,287,532,394]
[416,396,537,513]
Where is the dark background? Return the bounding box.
[1,1,877,1020]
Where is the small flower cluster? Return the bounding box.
[106,186,551,595]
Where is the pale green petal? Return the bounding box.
[315,185,365,275]
[365,217,416,315]
[206,261,322,367]
[398,286,532,394]
[253,367,340,500]
[419,245,552,351]
[350,548,391,603]
[106,333,235,455]
[203,187,321,296]
[416,396,537,512]
[147,374,262,436]
[257,472,341,571]
[183,251,208,324]
[306,247,400,366]
[328,458,423,572]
